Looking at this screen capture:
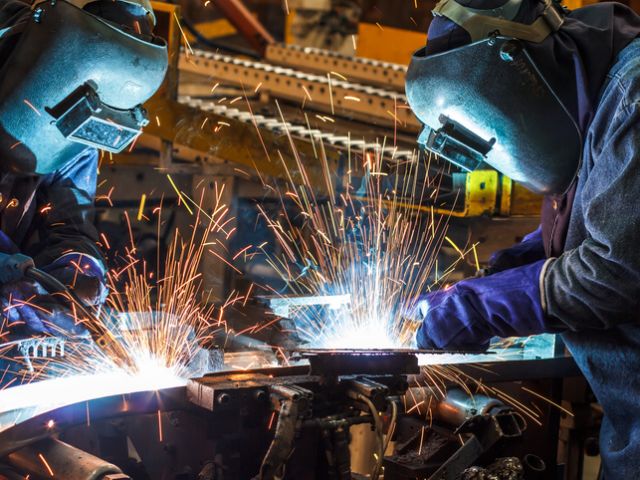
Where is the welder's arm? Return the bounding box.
[414,260,559,350]
[486,225,545,273]
[543,104,640,330]
[26,149,107,306]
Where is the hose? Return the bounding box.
[357,394,384,480]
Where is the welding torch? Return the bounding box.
[0,252,118,352]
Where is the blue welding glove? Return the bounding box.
[414,259,558,351]
[486,226,545,274]
[41,253,108,307]
[0,279,89,337]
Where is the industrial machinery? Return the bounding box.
[99,1,543,302]
[0,349,575,479]
[0,3,597,479]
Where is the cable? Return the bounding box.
[357,394,384,480]
[383,400,398,457]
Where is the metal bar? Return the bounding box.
[212,0,275,56]
[265,43,407,91]
[179,49,420,132]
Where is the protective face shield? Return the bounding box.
[406,0,582,195]
[0,0,168,174]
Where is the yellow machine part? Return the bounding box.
[356,22,426,65]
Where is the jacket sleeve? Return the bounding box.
[544,101,640,330]
[27,148,105,270]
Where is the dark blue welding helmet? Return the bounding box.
[0,0,168,174]
[406,0,581,195]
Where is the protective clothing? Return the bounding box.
[0,279,89,337]
[406,0,640,196]
[415,259,554,351]
[0,149,106,338]
[411,1,640,476]
[0,0,168,174]
[42,253,107,306]
[406,0,580,195]
[544,39,640,478]
[487,226,545,273]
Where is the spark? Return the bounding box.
[522,386,574,417]
[167,174,193,215]
[137,194,147,221]
[268,411,276,430]
[255,125,455,349]
[330,71,347,81]
[157,409,163,442]
[173,12,194,55]
[472,242,480,271]
[23,99,41,116]
[38,453,54,477]
[302,85,313,102]
[0,185,247,430]
[327,73,335,115]
[100,233,111,250]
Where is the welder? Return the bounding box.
[0,0,167,351]
[406,0,640,476]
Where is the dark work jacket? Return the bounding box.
[544,39,640,478]
[0,148,104,268]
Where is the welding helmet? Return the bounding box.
[0,0,168,174]
[405,0,581,195]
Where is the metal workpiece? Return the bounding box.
[409,387,506,427]
[179,48,420,131]
[344,377,390,411]
[264,43,407,91]
[460,457,525,480]
[0,350,575,478]
[387,388,527,479]
[6,437,128,480]
[17,337,66,373]
[178,96,416,161]
[295,348,421,377]
[141,95,344,195]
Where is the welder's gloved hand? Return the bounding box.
[486,225,545,275]
[41,253,108,307]
[0,279,89,337]
[414,259,558,351]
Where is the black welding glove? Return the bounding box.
[41,253,108,307]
